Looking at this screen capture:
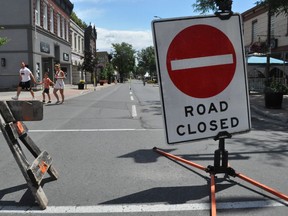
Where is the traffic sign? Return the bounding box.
[167,25,236,98]
[152,14,251,144]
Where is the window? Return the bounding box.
[74,33,77,50]
[35,0,40,26]
[43,3,48,30]
[252,20,258,42]
[50,8,54,33]
[62,17,65,39]
[57,14,61,37]
[66,21,69,41]
[78,36,80,51]
[81,39,84,54]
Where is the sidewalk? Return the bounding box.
[250,93,288,124]
[0,83,113,102]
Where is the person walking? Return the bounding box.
[12,61,37,100]
[38,72,54,103]
[53,63,65,104]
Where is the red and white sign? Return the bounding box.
[167,25,236,98]
[152,14,251,144]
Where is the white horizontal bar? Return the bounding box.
[171,54,233,71]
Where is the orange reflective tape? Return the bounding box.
[16,121,25,135]
[210,174,217,216]
[38,161,48,174]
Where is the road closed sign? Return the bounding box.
[152,14,251,144]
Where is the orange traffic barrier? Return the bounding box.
[210,174,217,216]
[237,173,288,202]
[153,147,206,171]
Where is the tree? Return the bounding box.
[81,50,97,83]
[111,42,135,82]
[137,46,156,81]
[192,0,288,15]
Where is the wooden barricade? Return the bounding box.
[0,100,59,209]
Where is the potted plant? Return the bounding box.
[264,79,288,109]
[78,80,85,89]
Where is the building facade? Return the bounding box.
[0,0,73,90]
[242,5,288,60]
[242,5,288,92]
[70,20,84,84]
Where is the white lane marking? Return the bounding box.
[25,129,153,133]
[171,54,233,71]
[130,95,134,101]
[0,200,286,214]
[132,105,137,118]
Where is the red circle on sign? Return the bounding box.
[166,25,236,98]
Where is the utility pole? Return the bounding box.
[265,5,271,83]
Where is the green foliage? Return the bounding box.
[136,46,156,78]
[192,0,288,15]
[79,80,85,84]
[256,0,288,15]
[111,42,136,81]
[105,63,114,79]
[82,50,97,73]
[265,78,288,94]
[71,11,87,29]
[99,66,107,80]
[192,0,217,14]
[0,37,8,46]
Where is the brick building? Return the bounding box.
[0,0,73,90]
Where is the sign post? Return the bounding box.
[152,14,250,144]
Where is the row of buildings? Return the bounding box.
[0,2,288,90]
[242,4,288,91]
[0,0,110,90]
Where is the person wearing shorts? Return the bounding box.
[12,61,37,100]
[38,72,54,103]
[53,63,65,104]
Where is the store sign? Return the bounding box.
[40,42,50,54]
[63,53,69,61]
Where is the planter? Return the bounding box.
[265,92,283,109]
[78,83,84,89]
[99,80,107,86]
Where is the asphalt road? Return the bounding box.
[0,79,287,216]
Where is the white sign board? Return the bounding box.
[152,14,251,144]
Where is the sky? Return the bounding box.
[71,0,257,52]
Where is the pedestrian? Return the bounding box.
[12,61,37,100]
[38,72,54,103]
[53,63,65,104]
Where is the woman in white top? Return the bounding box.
[53,63,65,104]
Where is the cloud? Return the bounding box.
[96,27,153,52]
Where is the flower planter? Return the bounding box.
[265,92,283,109]
[78,83,84,89]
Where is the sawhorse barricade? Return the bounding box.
[0,100,59,209]
[154,131,288,216]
